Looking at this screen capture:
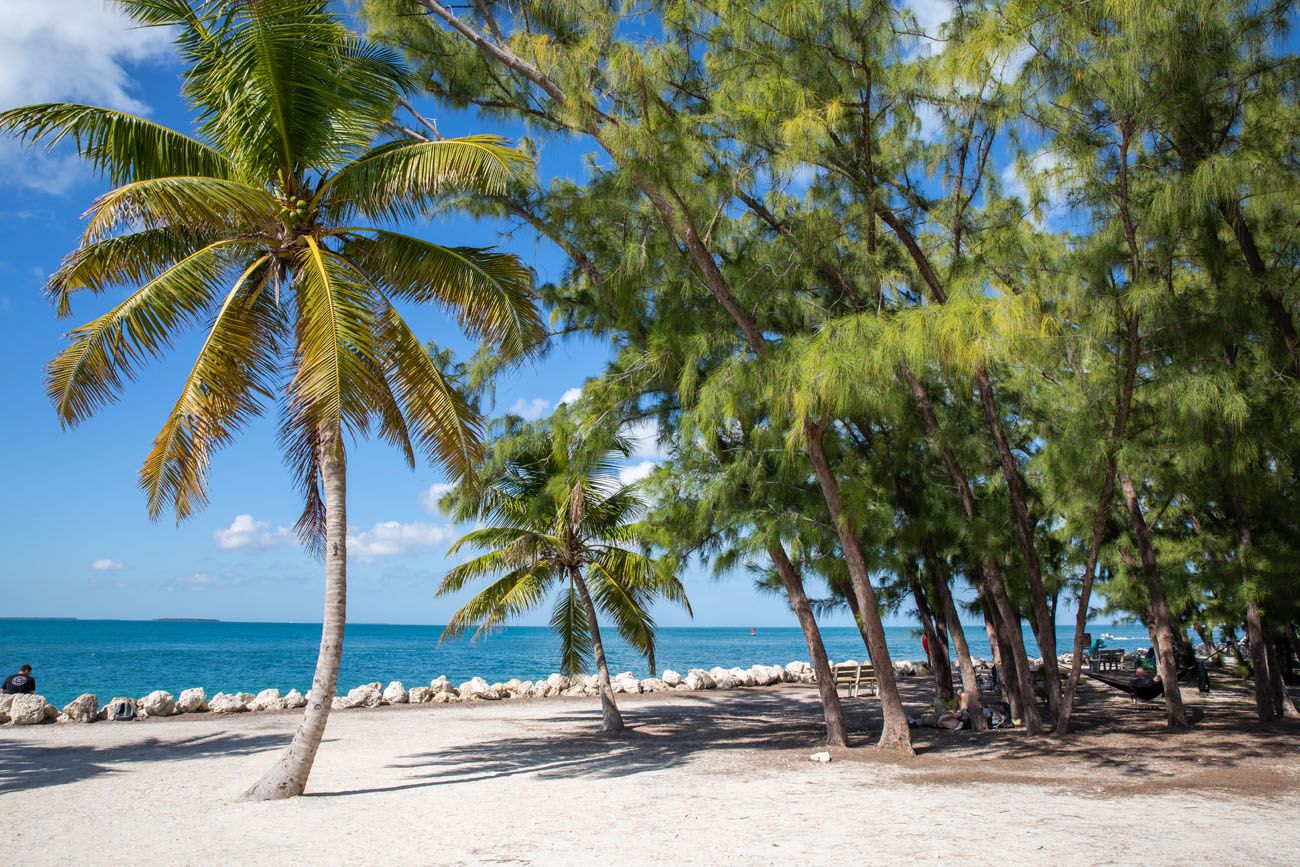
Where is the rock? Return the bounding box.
[249,688,284,712]
[331,696,349,710]
[640,678,667,692]
[516,680,534,697]
[730,667,756,687]
[502,678,523,696]
[283,689,307,709]
[139,690,177,717]
[685,669,716,690]
[893,660,915,677]
[0,694,14,724]
[661,669,683,687]
[408,686,433,704]
[611,672,640,694]
[98,697,137,720]
[912,663,931,678]
[809,751,832,763]
[546,673,570,690]
[43,701,59,720]
[8,694,49,725]
[457,677,489,700]
[208,692,249,714]
[62,693,99,723]
[431,691,457,703]
[345,683,384,708]
[234,692,256,705]
[430,676,456,695]
[176,688,207,714]
[785,661,811,677]
[382,681,408,704]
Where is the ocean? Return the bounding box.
[0,619,1154,707]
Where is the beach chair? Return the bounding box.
[831,662,878,698]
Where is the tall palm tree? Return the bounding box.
[0,0,543,800]
[438,417,689,732]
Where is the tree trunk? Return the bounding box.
[803,420,912,753]
[1118,472,1188,727]
[1232,496,1277,722]
[927,554,985,730]
[243,427,347,800]
[1265,634,1300,719]
[842,582,874,655]
[907,568,953,702]
[1058,485,1114,735]
[573,570,625,732]
[768,543,849,746]
[980,605,1022,720]
[973,371,1061,723]
[981,565,1042,732]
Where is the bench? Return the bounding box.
[831,662,877,698]
[1092,649,1127,672]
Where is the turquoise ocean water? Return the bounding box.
[0,619,1153,707]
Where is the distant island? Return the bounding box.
[153,618,221,623]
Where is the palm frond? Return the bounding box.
[139,257,282,521]
[340,229,543,359]
[82,176,273,242]
[323,136,532,223]
[0,103,234,185]
[585,560,658,673]
[46,239,250,426]
[551,584,593,676]
[441,564,554,641]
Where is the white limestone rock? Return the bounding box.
[431,691,457,704]
[685,669,716,690]
[408,686,433,704]
[62,693,99,723]
[661,669,683,688]
[8,694,49,726]
[809,751,832,763]
[640,678,667,692]
[345,683,384,709]
[458,677,489,700]
[784,661,811,677]
[892,661,915,677]
[208,692,249,714]
[430,676,456,695]
[249,689,284,712]
[331,696,349,710]
[176,688,207,714]
[546,673,570,690]
[283,689,307,709]
[382,681,408,704]
[912,663,931,678]
[0,694,14,724]
[139,690,177,717]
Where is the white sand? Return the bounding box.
[2,686,1296,865]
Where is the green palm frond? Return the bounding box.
[46,228,219,317]
[0,103,234,185]
[339,229,543,359]
[441,564,555,640]
[82,176,273,242]
[323,136,532,223]
[46,239,251,426]
[139,257,282,521]
[551,585,593,676]
[586,558,658,673]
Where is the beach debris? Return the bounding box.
[808,751,832,764]
[208,692,250,714]
[283,689,307,709]
[140,690,177,717]
[9,694,53,726]
[177,688,208,714]
[62,693,99,723]
[661,669,683,688]
[249,689,285,712]
[382,681,408,704]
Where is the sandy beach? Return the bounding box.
[2,680,1296,865]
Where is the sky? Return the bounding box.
[0,1,1064,629]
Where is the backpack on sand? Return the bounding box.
[111,699,138,721]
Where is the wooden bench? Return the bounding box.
[831,662,877,698]
[1092,649,1127,672]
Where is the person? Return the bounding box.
[921,633,930,659]
[2,664,36,694]
[1089,636,1105,656]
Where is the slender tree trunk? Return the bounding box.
[981,566,1042,731]
[926,553,985,730]
[1058,488,1113,735]
[803,420,912,753]
[1265,634,1300,719]
[907,568,953,702]
[1118,472,1188,727]
[841,580,875,657]
[243,428,347,800]
[979,577,1026,722]
[768,543,849,746]
[571,570,625,732]
[1231,495,1278,722]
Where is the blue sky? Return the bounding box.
[0,2,889,628]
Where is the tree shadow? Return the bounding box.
[0,731,286,794]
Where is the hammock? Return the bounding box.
[1082,669,1165,702]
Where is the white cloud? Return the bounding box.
[420,482,457,512]
[90,558,124,572]
[213,514,293,551]
[0,2,174,193]
[902,0,955,38]
[509,397,552,421]
[558,387,583,405]
[348,521,456,559]
[618,461,656,486]
[175,572,223,592]
[622,418,664,460]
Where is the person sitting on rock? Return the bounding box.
[2,664,36,694]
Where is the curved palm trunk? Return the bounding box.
[244,429,346,800]
[572,569,625,732]
[767,542,848,746]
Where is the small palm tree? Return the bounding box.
[0,0,543,799]
[438,417,689,732]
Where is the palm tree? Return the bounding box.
[0,0,543,800]
[438,417,689,732]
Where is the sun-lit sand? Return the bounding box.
[2,682,1297,865]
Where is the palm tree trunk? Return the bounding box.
[243,427,346,800]
[572,569,624,732]
[767,542,848,746]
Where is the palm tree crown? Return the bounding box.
[0,0,544,542]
